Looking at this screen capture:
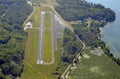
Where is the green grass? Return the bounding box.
[22,6,41,28]
[45,13,51,28]
[43,29,52,63]
[69,47,120,79]
[39,0,47,3]
[33,6,41,28]
[40,0,55,6]
[24,30,39,65]
[22,38,66,79]
[22,63,44,79]
[21,5,68,79]
[42,7,53,12]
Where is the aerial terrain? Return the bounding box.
[0,0,120,79]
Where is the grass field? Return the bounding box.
[69,47,120,79]
[22,6,41,28]
[44,29,52,63]
[42,7,53,12]
[22,6,41,64]
[33,6,41,28]
[21,4,68,79]
[38,0,47,3]
[21,8,67,78]
[45,13,51,28]
[24,30,39,64]
[22,38,66,79]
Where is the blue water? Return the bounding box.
[86,0,120,58]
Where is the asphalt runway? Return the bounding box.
[37,12,45,64]
[37,11,65,65]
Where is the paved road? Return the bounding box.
[37,12,45,64]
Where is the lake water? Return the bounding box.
[86,0,120,58]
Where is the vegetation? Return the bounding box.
[55,0,120,78]
[44,29,52,63]
[55,0,120,65]
[33,6,41,28]
[72,20,104,47]
[45,13,52,28]
[55,0,115,22]
[99,41,120,65]
[62,28,83,63]
[69,47,120,79]
[0,0,33,79]
[22,4,68,79]
[22,38,68,79]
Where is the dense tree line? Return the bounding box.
[73,20,104,47]
[0,0,33,79]
[99,41,120,65]
[62,28,83,63]
[55,0,115,22]
[55,0,120,65]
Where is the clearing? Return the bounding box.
[69,47,120,79]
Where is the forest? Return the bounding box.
[55,0,120,65]
[73,20,104,47]
[62,28,83,63]
[55,0,115,22]
[0,0,33,79]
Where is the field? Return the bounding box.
[69,47,120,79]
[22,38,66,79]
[21,4,68,79]
[24,30,39,64]
[44,29,52,63]
[35,0,55,6]
[23,5,41,64]
[38,0,47,3]
[33,6,41,28]
[42,7,53,12]
[45,13,51,28]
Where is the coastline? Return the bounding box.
[99,21,120,65]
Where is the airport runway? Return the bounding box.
[37,11,65,65]
[37,12,45,64]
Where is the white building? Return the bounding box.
[24,21,33,31]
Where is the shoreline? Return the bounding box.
[99,21,120,65]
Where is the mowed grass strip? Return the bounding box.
[43,29,52,63]
[23,6,41,64]
[21,63,45,79]
[22,39,66,79]
[45,13,51,28]
[24,30,39,65]
[22,5,68,79]
[42,7,53,12]
[33,6,41,28]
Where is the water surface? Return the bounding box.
[86,0,120,58]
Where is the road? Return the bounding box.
[61,42,86,79]
[23,5,35,29]
[37,12,45,64]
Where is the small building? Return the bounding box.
[26,22,32,28]
[24,21,33,31]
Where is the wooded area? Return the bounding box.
[55,0,119,65]
[55,0,115,22]
[0,0,33,79]
[62,28,83,63]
